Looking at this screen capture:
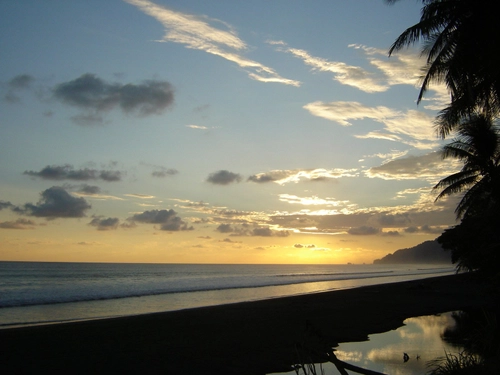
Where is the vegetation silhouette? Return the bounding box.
[427,308,499,374]
[292,321,386,375]
[386,0,500,138]
[386,0,500,277]
[433,113,500,219]
[386,1,500,373]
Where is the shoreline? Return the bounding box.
[0,273,495,374]
[0,266,455,328]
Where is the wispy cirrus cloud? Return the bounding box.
[304,101,396,127]
[248,168,358,185]
[366,151,459,182]
[304,101,439,149]
[270,41,387,93]
[125,0,300,86]
[350,44,449,108]
[278,194,349,206]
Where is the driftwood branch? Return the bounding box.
[329,351,386,375]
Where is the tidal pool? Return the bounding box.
[271,311,460,375]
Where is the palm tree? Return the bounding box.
[386,0,500,138]
[433,113,500,219]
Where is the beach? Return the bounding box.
[0,273,494,375]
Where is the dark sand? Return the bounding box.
[0,273,496,374]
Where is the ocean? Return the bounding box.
[0,261,454,328]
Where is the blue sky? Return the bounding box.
[0,0,460,264]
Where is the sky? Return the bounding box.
[0,0,462,264]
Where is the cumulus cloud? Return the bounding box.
[128,209,193,231]
[125,0,300,86]
[53,73,174,123]
[206,170,242,185]
[248,168,358,185]
[16,186,92,218]
[24,165,123,182]
[88,216,120,231]
[0,218,36,230]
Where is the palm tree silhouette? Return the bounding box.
[386,0,500,138]
[434,113,500,219]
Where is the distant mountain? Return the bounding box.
[373,240,452,264]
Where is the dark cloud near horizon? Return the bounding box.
[129,209,193,231]
[78,185,102,195]
[251,227,289,237]
[347,226,380,235]
[247,174,276,183]
[375,213,410,227]
[405,225,442,234]
[294,243,316,248]
[8,74,35,89]
[216,223,233,233]
[247,170,291,183]
[216,223,289,237]
[3,74,36,103]
[88,216,119,231]
[24,165,122,182]
[152,168,178,178]
[206,170,242,185]
[0,218,36,230]
[0,201,14,210]
[71,113,105,126]
[15,186,91,219]
[53,73,175,117]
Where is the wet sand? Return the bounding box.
[0,273,495,374]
